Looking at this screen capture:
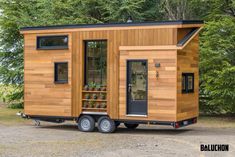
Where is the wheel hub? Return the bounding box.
[81,118,91,131]
[101,119,111,132]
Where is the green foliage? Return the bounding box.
[200,17,235,114]
[0,85,23,108]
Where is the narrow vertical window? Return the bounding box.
[182,75,186,92]
[54,62,68,83]
[182,73,194,93]
[84,40,107,86]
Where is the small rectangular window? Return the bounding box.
[37,35,68,50]
[54,62,68,84]
[182,73,194,93]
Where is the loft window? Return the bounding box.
[84,40,107,86]
[54,62,68,84]
[182,73,194,93]
[37,35,68,50]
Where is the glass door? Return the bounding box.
[126,60,147,115]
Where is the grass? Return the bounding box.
[0,105,28,125]
[198,116,235,128]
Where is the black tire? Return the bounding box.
[124,123,139,129]
[77,115,95,132]
[97,116,116,133]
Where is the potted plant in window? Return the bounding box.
[92,94,97,99]
[95,84,101,91]
[85,94,90,99]
[88,82,96,91]
[83,102,89,108]
[89,101,95,108]
[95,103,101,108]
[100,93,106,100]
[101,85,106,91]
[83,85,89,91]
[100,102,106,108]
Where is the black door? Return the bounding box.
[127,60,147,115]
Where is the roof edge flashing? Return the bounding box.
[20,20,204,32]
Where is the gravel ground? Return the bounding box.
[0,121,235,157]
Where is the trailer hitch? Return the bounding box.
[16,111,27,118]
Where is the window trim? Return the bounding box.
[37,35,69,50]
[84,39,107,86]
[54,62,68,84]
[182,73,194,93]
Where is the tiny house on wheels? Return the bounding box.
[20,20,203,133]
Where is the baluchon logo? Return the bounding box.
[200,144,229,151]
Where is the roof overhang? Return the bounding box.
[20,20,203,34]
[119,26,203,51]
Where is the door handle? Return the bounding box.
[128,84,132,92]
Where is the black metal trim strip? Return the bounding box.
[28,115,75,120]
[21,20,204,31]
[177,28,199,47]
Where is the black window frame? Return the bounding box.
[84,39,107,86]
[37,35,69,50]
[54,62,68,84]
[182,73,194,93]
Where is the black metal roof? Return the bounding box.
[20,20,203,31]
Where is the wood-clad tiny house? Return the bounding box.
[20,20,203,133]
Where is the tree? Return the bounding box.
[0,0,148,108]
[160,0,211,20]
[200,17,235,114]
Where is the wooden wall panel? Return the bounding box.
[176,36,199,121]
[72,28,177,119]
[119,50,177,121]
[24,33,72,117]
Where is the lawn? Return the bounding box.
[0,105,28,125]
[198,116,235,128]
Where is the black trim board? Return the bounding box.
[21,20,203,31]
[177,28,199,46]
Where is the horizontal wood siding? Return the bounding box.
[24,33,72,116]
[119,50,177,121]
[176,36,199,121]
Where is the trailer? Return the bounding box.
[20,20,203,133]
